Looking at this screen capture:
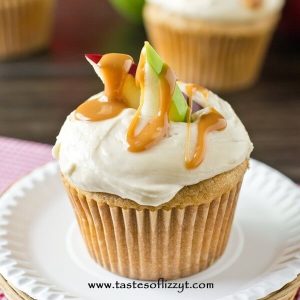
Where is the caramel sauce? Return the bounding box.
[100,53,133,101]
[75,53,133,121]
[184,84,227,169]
[198,86,209,99]
[187,84,209,100]
[76,98,126,121]
[185,84,195,169]
[186,84,196,101]
[243,0,262,9]
[76,49,227,169]
[127,51,176,152]
[185,107,227,169]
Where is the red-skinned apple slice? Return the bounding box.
[85,53,140,109]
[122,74,140,109]
[85,53,138,77]
[128,63,137,76]
[85,54,102,64]
[85,54,104,81]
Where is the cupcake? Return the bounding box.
[143,0,284,92]
[53,42,253,280]
[0,0,55,60]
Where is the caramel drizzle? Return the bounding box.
[75,53,132,121]
[76,99,126,121]
[76,51,227,169]
[126,51,175,152]
[185,85,227,169]
[242,0,262,9]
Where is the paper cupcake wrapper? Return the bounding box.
[64,178,243,280]
[0,0,55,60]
[144,5,279,92]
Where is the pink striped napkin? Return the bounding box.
[0,136,53,194]
[0,136,52,299]
[0,136,299,299]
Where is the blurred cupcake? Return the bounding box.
[0,0,55,60]
[53,43,253,280]
[143,0,285,92]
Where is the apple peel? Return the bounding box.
[85,53,138,77]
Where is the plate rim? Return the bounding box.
[0,159,299,300]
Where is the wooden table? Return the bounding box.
[0,0,299,181]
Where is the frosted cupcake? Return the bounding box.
[0,0,55,60]
[143,0,285,92]
[53,42,253,280]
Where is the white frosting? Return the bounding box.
[53,86,253,206]
[146,0,285,21]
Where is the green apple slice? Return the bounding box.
[169,84,188,122]
[144,42,188,122]
[141,62,160,117]
[145,41,164,75]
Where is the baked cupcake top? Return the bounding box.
[146,0,285,22]
[53,43,253,206]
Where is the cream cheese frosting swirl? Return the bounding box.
[146,0,285,22]
[53,85,253,206]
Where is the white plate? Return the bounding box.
[0,159,300,300]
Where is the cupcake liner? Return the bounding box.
[2,160,300,299]
[144,4,280,92]
[0,0,55,60]
[64,177,243,280]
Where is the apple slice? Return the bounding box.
[144,42,188,122]
[145,41,164,75]
[141,60,160,118]
[85,54,104,81]
[85,53,138,79]
[85,54,102,64]
[85,53,140,109]
[169,85,188,122]
[122,74,140,109]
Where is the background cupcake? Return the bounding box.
[53,43,253,280]
[143,0,285,92]
[0,0,56,60]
